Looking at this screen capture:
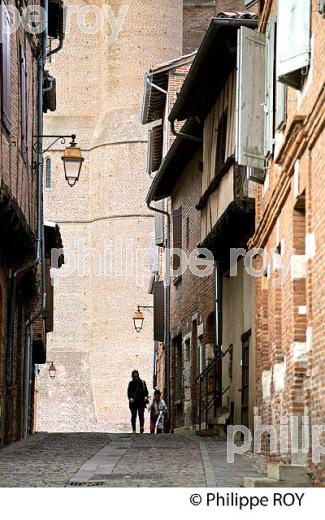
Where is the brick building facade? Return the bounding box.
[0,0,64,444]
[250,0,325,484]
[146,0,324,485]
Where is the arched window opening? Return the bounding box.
[45,158,51,189]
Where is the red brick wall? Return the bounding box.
[0,1,42,444]
[0,0,39,234]
[252,0,325,481]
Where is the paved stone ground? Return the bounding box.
[0,433,111,487]
[0,432,266,487]
[203,437,268,487]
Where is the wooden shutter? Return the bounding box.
[155,200,164,247]
[153,281,164,342]
[215,110,228,173]
[20,47,27,151]
[150,232,159,274]
[276,82,287,130]
[1,2,11,132]
[172,206,182,270]
[236,27,266,171]
[277,0,311,89]
[264,14,276,157]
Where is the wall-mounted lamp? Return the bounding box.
[48,361,57,380]
[133,305,154,333]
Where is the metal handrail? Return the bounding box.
[197,348,231,430]
[196,347,230,383]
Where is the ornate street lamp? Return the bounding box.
[61,135,84,187]
[48,361,57,380]
[133,309,145,333]
[33,133,84,187]
[133,305,154,333]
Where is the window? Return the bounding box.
[215,110,227,173]
[1,2,11,132]
[199,339,206,374]
[172,206,182,272]
[277,0,311,90]
[20,46,27,152]
[45,158,52,188]
[153,281,164,342]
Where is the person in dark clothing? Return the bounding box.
[127,370,148,433]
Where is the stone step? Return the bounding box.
[267,464,309,482]
[196,429,220,437]
[243,476,313,488]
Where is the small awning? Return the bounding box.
[141,52,196,125]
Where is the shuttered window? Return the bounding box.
[1,2,11,132]
[153,281,164,342]
[264,14,276,157]
[172,206,182,271]
[236,27,266,172]
[20,47,27,152]
[155,200,164,247]
[277,0,311,90]
[215,110,227,173]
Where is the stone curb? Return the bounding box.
[198,439,216,487]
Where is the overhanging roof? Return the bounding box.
[141,52,196,125]
[146,13,258,204]
[169,13,258,123]
[146,119,202,203]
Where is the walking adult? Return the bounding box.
[127,370,148,433]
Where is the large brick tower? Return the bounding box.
[37,0,183,432]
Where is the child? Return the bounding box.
[149,390,167,434]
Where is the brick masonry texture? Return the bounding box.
[0,0,41,444]
[252,0,325,484]
[169,148,215,429]
[37,0,184,433]
[183,0,258,53]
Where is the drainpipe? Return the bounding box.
[170,120,202,143]
[146,200,171,429]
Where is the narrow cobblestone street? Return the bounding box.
[0,433,267,487]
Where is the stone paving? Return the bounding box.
[0,433,111,487]
[0,432,266,487]
[203,437,268,487]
